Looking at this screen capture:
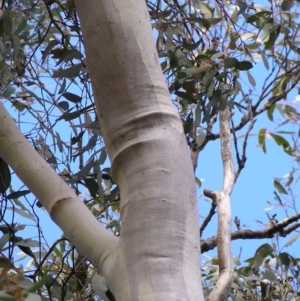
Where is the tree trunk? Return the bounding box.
[74,1,203,300]
[0,0,204,300]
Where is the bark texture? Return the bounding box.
[74,0,203,300]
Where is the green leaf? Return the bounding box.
[246,70,256,87]
[274,179,288,194]
[246,11,272,23]
[6,190,30,199]
[62,92,82,103]
[182,39,202,51]
[192,0,212,18]
[206,17,222,25]
[14,18,27,36]
[283,233,299,247]
[255,243,274,258]
[195,176,202,188]
[53,63,81,78]
[267,103,275,121]
[185,17,210,30]
[259,49,269,70]
[160,61,167,71]
[27,275,52,293]
[262,270,278,283]
[224,57,238,68]
[270,133,291,154]
[174,91,196,104]
[236,61,253,71]
[0,157,11,193]
[183,115,193,134]
[273,76,290,96]
[285,172,293,187]
[0,291,15,301]
[194,102,201,127]
[63,49,83,62]
[277,252,295,267]
[2,86,15,98]
[42,40,60,64]
[57,101,69,111]
[99,149,107,165]
[264,25,281,50]
[59,110,81,121]
[84,178,99,198]
[211,52,226,60]
[58,78,66,94]
[281,0,294,11]
[0,234,10,250]
[258,128,267,153]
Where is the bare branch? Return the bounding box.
[206,107,235,301]
[200,197,217,237]
[201,213,300,253]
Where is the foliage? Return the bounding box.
[203,243,300,300]
[0,0,300,300]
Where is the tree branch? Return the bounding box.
[206,107,235,301]
[0,103,117,279]
[201,213,300,253]
[200,198,217,237]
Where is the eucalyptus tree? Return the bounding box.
[0,1,300,301]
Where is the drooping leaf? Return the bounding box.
[26,275,52,293]
[206,17,222,25]
[258,128,267,153]
[185,17,210,30]
[262,270,278,283]
[0,233,10,250]
[283,233,299,247]
[14,18,27,36]
[53,63,81,78]
[281,0,294,11]
[174,91,196,104]
[246,70,256,87]
[23,293,42,301]
[274,179,288,194]
[182,39,202,51]
[270,133,291,154]
[0,157,11,194]
[63,49,83,62]
[183,115,193,134]
[224,57,238,68]
[259,49,269,70]
[99,149,107,165]
[84,178,99,198]
[211,52,226,60]
[6,190,31,199]
[195,176,202,188]
[41,40,60,64]
[57,101,69,111]
[58,78,66,94]
[59,110,81,121]
[255,243,274,258]
[71,130,85,145]
[236,61,253,71]
[267,103,275,121]
[3,86,15,98]
[192,0,212,18]
[14,237,39,248]
[0,291,15,301]
[194,102,201,127]
[264,25,281,50]
[246,11,272,23]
